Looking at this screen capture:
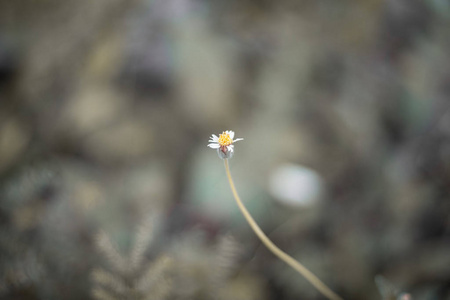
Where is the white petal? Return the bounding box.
[227,145,234,152]
[209,135,219,142]
[233,138,243,142]
[228,131,235,139]
[208,143,220,149]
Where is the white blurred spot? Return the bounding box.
[269,164,324,207]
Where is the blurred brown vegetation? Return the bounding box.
[0,0,450,299]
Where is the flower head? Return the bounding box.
[208,130,243,159]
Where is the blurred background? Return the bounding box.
[0,0,450,299]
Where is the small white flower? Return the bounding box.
[208,130,243,159]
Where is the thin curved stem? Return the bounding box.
[224,159,343,300]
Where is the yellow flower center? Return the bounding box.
[218,132,233,146]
